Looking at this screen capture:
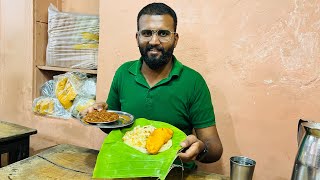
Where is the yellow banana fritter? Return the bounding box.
[146,128,173,154]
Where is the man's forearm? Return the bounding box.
[199,139,223,163]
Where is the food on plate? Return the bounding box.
[83,110,119,123]
[146,128,174,154]
[119,114,131,124]
[122,125,173,154]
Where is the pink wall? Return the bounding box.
[1,0,320,179]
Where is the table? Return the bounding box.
[0,121,37,167]
[0,144,229,180]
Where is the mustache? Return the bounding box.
[146,45,164,52]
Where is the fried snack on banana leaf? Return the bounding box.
[146,128,173,154]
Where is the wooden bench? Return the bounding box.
[0,121,37,167]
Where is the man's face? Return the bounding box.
[136,15,178,70]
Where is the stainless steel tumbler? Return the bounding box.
[230,156,256,180]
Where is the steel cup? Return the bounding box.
[230,156,256,180]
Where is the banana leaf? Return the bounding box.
[92,118,187,179]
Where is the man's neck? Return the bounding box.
[141,57,173,88]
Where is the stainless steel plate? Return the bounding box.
[75,110,135,128]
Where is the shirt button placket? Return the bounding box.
[145,89,153,116]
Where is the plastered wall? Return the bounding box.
[1,0,320,179]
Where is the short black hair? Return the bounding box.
[137,3,177,31]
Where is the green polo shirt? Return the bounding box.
[106,56,215,169]
[107,56,215,134]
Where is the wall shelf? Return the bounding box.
[32,0,100,121]
[37,65,97,74]
[32,0,99,99]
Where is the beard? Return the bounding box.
[139,44,174,70]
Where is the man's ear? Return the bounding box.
[174,33,179,48]
[136,33,139,46]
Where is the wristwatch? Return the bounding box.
[196,142,208,161]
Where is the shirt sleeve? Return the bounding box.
[106,70,121,111]
[189,74,215,128]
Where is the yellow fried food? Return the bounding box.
[146,128,173,154]
[55,77,77,109]
[34,98,54,115]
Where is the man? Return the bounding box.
[83,2,223,169]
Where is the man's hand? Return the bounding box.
[179,126,223,163]
[80,102,108,117]
[178,135,205,162]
